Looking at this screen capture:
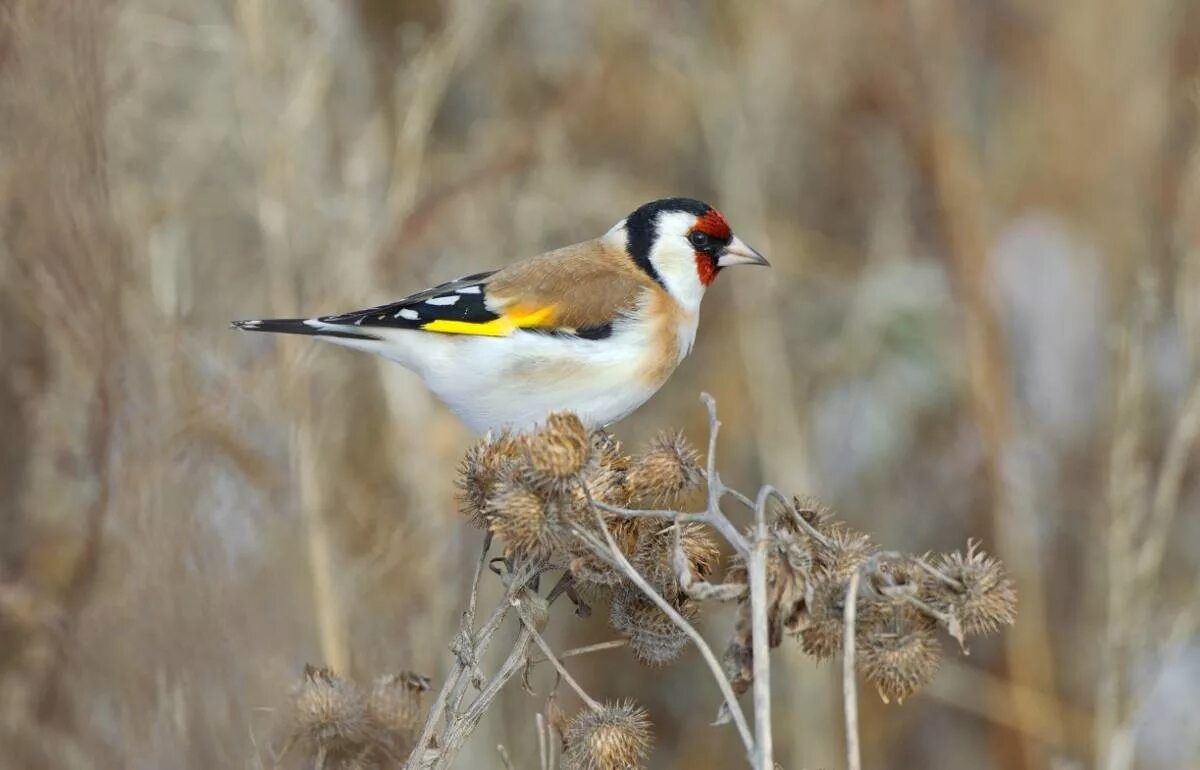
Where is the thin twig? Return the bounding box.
[406,557,538,770]
[843,569,863,770]
[749,486,775,770]
[517,601,603,712]
[531,639,628,663]
[536,712,549,770]
[497,744,515,770]
[464,531,493,631]
[572,494,757,759]
[700,393,753,555]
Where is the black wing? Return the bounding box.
[318,271,500,330]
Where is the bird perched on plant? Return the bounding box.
[233,197,768,432]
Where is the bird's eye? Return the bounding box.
[688,231,711,249]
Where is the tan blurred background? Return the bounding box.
[2,1,1199,768]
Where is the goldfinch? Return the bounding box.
[233,197,768,432]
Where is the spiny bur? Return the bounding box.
[456,431,521,527]
[367,671,430,755]
[857,609,942,704]
[929,541,1017,635]
[486,470,562,561]
[564,700,653,770]
[524,412,592,494]
[797,569,849,659]
[290,665,374,759]
[609,589,695,666]
[569,515,641,588]
[626,430,704,505]
[812,525,876,581]
[632,521,719,600]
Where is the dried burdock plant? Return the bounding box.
[621,592,697,666]
[524,412,593,494]
[563,700,653,770]
[288,665,431,769]
[290,665,375,763]
[365,396,1017,769]
[632,521,720,601]
[856,608,942,704]
[926,540,1018,636]
[368,672,432,757]
[797,568,853,660]
[456,431,521,527]
[625,430,704,505]
[486,469,564,561]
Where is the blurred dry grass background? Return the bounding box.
[1,0,1198,768]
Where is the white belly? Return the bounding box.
[375,322,679,432]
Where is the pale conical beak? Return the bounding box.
[717,236,770,268]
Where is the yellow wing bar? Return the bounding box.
[420,306,556,337]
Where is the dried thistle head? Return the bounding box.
[813,526,876,581]
[523,412,592,493]
[626,430,703,505]
[290,665,374,756]
[929,542,1017,635]
[456,431,520,526]
[632,522,720,600]
[569,515,641,588]
[564,701,653,770]
[609,586,695,666]
[367,671,429,752]
[627,597,696,666]
[486,470,564,561]
[563,433,635,519]
[792,495,837,534]
[797,570,848,659]
[857,609,941,703]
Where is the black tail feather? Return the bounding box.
[231,318,378,341]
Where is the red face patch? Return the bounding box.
[695,253,717,286]
[691,208,730,286]
[695,209,731,241]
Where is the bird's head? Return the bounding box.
[607,197,768,310]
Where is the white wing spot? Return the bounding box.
[397,308,419,320]
[456,285,482,294]
[426,295,461,306]
[354,317,364,325]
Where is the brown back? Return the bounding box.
[486,239,656,329]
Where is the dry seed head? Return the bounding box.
[632,522,720,600]
[798,571,847,659]
[591,430,631,474]
[456,431,520,526]
[792,495,837,534]
[291,665,374,754]
[858,613,942,703]
[486,471,564,561]
[626,597,696,666]
[367,671,429,749]
[626,430,704,505]
[608,585,642,636]
[931,543,1017,635]
[869,555,929,602]
[814,526,876,581]
[524,412,592,492]
[564,701,653,770]
[569,516,641,588]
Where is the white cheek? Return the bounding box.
[650,240,707,312]
[648,210,708,311]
